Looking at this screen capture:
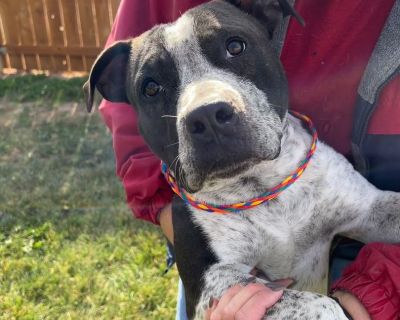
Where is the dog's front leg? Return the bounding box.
[349,191,400,243]
[195,262,262,318]
[366,191,400,242]
[196,262,349,320]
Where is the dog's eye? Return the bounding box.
[226,39,246,57]
[143,80,161,97]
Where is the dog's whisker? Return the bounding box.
[178,165,186,189]
[165,142,179,148]
[170,155,180,171]
[268,102,285,109]
[161,115,178,119]
[168,152,186,189]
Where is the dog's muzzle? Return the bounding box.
[186,102,238,144]
[180,101,256,183]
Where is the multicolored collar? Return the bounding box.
[161,111,318,214]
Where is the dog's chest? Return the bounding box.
[191,197,333,287]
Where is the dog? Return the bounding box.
[84,0,400,318]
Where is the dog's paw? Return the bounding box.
[265,290,348,320]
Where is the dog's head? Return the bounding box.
[84,0,303,192]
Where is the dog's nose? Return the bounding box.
[186,102,238,141]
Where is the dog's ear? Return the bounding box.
[225,0,304,37]
[83,40,131,113]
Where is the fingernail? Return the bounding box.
[208,297,214,308]
[274,278,296,288]
[212,299,219,310]
[265,282,287,292]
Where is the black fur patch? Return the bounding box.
[172,198,218,318]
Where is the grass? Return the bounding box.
[0,75,86,103]
[0,76,178,319]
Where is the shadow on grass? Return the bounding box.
[0,92,178,319]
[0,97,129,233]
[0,95,160,242]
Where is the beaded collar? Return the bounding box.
[161,111,318,214]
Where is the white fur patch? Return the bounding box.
[179,79,246,116]
[164,15,195,49]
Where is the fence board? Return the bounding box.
[60,0,83,71]
[0,13,7,71]
[0,31,10,70]
[45,0,68,71]
[110,0,119,22]
[95,0,113,46]
[1,1,23,70]
[77,0,96,71]
[0,4,5,69]
[31,0,53,70]
[20,0,37,70]
[0,0,120,73]
[26,0,42,69]
[1,7,9,70]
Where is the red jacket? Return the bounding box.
[331,243,400,320]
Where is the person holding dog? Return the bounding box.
[97,0,400,319]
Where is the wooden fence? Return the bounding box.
[0,0,121,73]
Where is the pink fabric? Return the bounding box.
[281,0,396,155]
[331,243,400,320]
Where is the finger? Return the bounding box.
[205,298,219,320]
[210,285,243,320]
[205,306,212,320]
[235,287,284,320]
[220,283,270,320]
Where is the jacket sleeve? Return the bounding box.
[98,0,207,224]
[99,101,173,224]
[97,0,176,224]
[331,243,400,320]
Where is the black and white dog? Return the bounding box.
[84,0,400,318]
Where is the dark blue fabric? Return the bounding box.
[363,134,400,192]
[330,240,364,285]
[165,241,176,274]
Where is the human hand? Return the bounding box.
[204,282,284,320]
[158,203,174,244]
[331,290,371,320]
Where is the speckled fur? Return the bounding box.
[190,114,400,319]
[194,262,347,319]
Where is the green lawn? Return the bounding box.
[0,76,178,319]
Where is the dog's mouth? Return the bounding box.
[182,162,252,194]
[181,150,280,193]
[206,157,261,181]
